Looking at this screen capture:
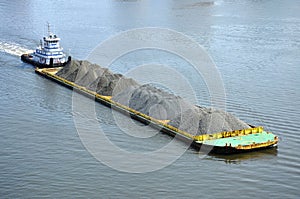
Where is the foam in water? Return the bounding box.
[0,41,32,57]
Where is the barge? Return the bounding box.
[34,67,279,154]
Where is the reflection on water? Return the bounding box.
[181,1,215,9]
[206,147,278,164]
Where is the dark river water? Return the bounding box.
[0,0,299,198]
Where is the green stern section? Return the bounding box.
[197,131,277,147]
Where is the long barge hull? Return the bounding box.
[35,67,278,154]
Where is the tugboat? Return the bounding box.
[21,23,71,68]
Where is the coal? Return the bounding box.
[57,60,250,135]
[168,107,250,135]
[114,85,250,135]
[113,84,190,120]
[57,60,138,95]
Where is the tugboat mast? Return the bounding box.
[47,22,51,36]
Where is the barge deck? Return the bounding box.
[35,67,279,154]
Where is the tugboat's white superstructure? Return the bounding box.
[21,23,71,68]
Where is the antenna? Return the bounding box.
[47,22,51,35]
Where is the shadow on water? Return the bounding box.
[198,147,278,164]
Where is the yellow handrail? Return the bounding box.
[193,126,264,141]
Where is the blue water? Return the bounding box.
[0,0,299,198]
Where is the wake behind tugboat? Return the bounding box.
[0,41,31,57]
[21,23,71,68]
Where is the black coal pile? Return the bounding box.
[57,60,250,135]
